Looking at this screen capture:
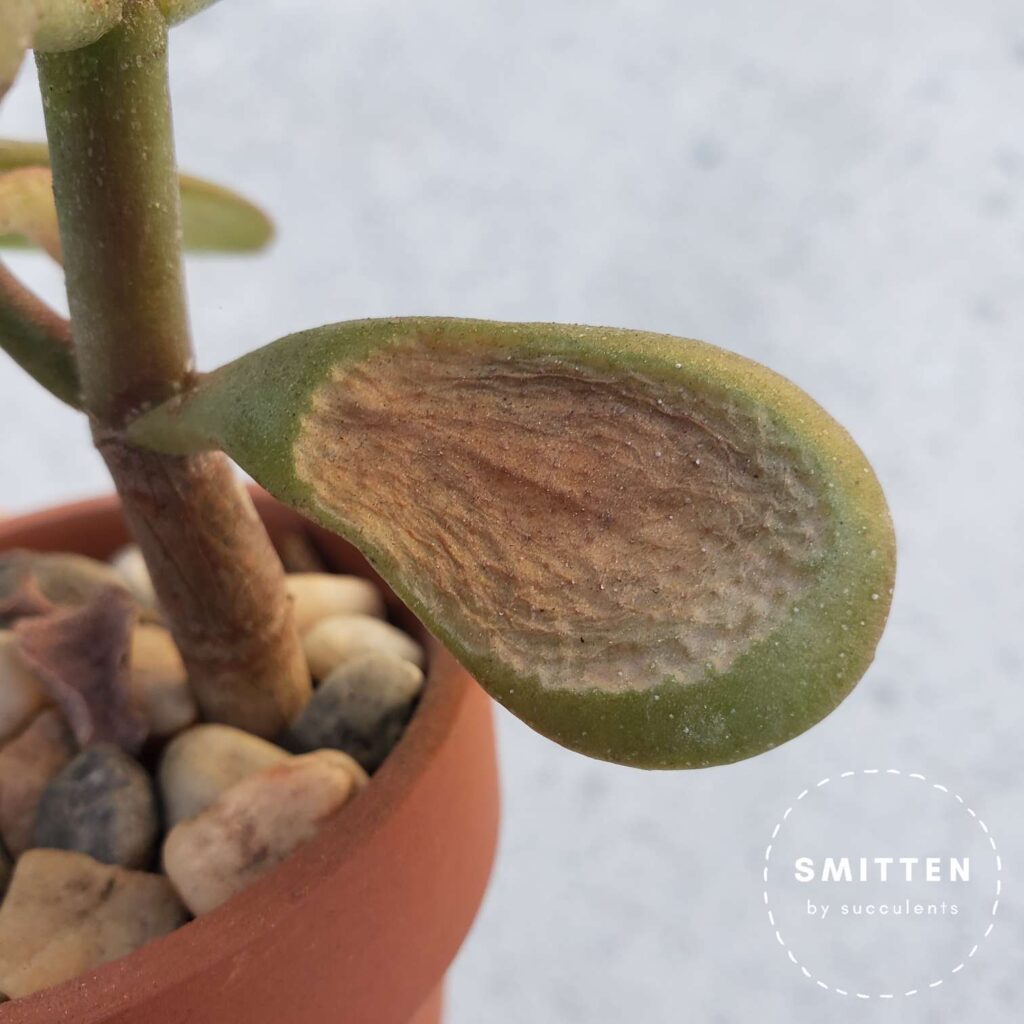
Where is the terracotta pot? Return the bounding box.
[0,491,500,1024]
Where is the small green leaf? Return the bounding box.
[0,143,272,254]
[31,0,122,52]
[176,172,273,252]
[1,1,122,100]
[0,167,62,260]
[157,0,222,26]
[128,318,896,769]
[0,0,220,101]
[0,140,50,172]
[0,2,35,100]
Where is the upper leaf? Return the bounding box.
[128,318,896,769]
[158,0,222,26]
[0,142,272,254]
[1,1,122,100]
[1,1,224,100]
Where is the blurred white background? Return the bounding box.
[2,1,1022,1021]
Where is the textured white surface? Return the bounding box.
[1,1,1021,1021]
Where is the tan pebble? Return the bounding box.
[0,848,186,999]
[163,750,362,915]
[0,708,76,855]
[0,839,10,896]
[0,632,48,745]
[0,551,130,615]
[158,723,289,827]
[110,545,160,614]
[128,624,196,738]
[306,748,370,790]
[302,614,424,678]
[286,573,385,634]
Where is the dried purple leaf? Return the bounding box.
[14,588,147,753]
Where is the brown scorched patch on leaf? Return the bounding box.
[294,339,829,695]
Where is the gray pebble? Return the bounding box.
[33,745,158,869]
[283,652,424,771]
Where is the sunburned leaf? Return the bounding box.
[128,318,896,769]
[0,142,272,254]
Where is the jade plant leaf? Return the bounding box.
[0,142,272,253]
[0,1,223,100]
[0,167,62,260]
[1,0,122,100]
[173,173,274,252]
[128,318,896,769]
[158,0,223,25]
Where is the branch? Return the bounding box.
[0,260,79,407]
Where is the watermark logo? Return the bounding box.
[763,769,1001,999]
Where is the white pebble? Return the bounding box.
[110,545,159,613]
[158,724,289,827]
[285,573,385,634]
[302,614,424,679]
[128,624,196,738]
[162,750,364,915]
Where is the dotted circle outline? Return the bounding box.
[763,768,1001,999]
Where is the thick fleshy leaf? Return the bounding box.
[158,0,222,26]
[0,3,33,100]
[0,1,121,100]
[0,142,272,253]
[0,0,218,100]
[0,168,61,260]
[128,318,896,769]
[175,171,273,252]
[0,140,49,169]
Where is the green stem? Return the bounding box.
[36,1,311,737]
[0,260,80,406]
[37,3,191,428]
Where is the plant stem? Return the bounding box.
[36,0,310,737]
[37,2,189,427]
[0,260,79,406]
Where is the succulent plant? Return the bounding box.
[0,1,894,768]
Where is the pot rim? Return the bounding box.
[0,491,498,1023]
